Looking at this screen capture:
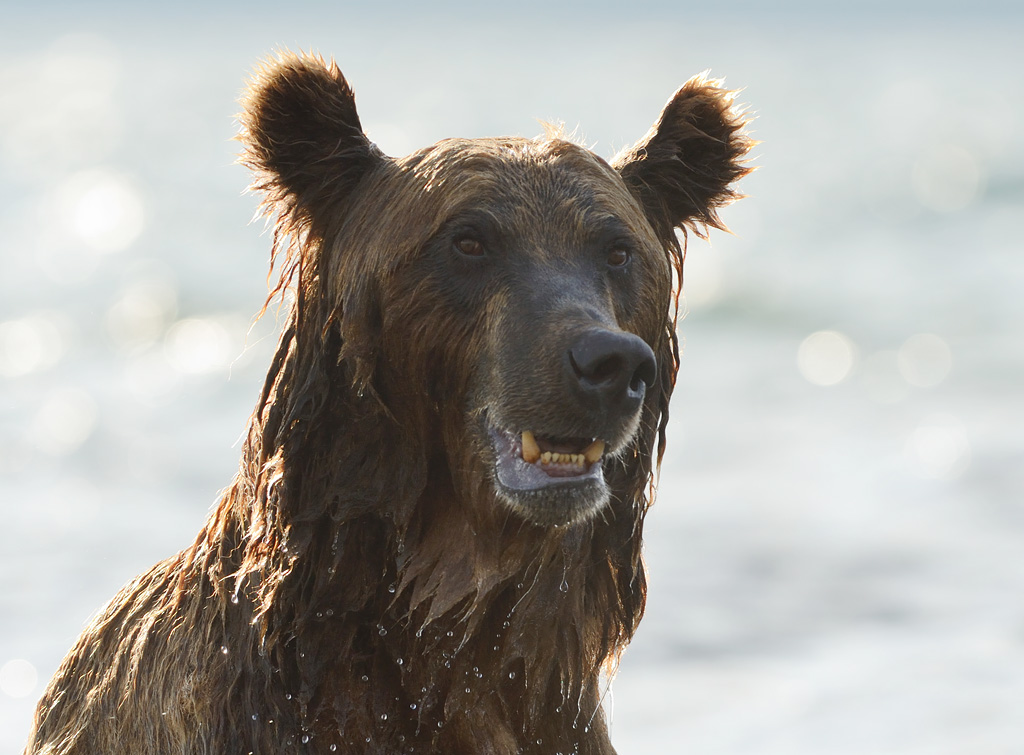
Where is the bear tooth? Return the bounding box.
[521,431,540,463]
[583,440,605,464]
[541,452,552,464]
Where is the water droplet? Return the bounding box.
[316,612,323,618]
[446,631,454,637]
[465,688,471,693]
[559,578,568,593]
[330,746,337,752]
[365,736,371,743]
[410,703,417,710]
[251,713,258,721]
[220,646,229,655]
[397,658,404,666]
[415,628,423,638]
[381,713,388,721]
[388,583,397,594]
[508,671,516,680]
[325,609,334,617]
[301,734,310,744]
[230,593,239,604]
[378,625,388,637]
[444,660,451,668]
[493,645,499,651]
[361,675,369,682]
[502,621,510,628]
[536,738,543,745]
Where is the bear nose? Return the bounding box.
[568,329,657,413]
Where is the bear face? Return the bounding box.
[340,138,670,526]
[240,53,752,530]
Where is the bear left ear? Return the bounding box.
[239,51,384,229]
[612,74,754,240]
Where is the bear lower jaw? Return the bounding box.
[489,425,611,526]
[495,477,611,527]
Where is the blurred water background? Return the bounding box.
[1,1,1022,752]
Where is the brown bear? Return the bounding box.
[25,52,752,755]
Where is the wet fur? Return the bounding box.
[26,53,753,755]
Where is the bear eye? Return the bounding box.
[607,246,631,268]
[455,236,485,257]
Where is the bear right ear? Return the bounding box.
[612,73,754,241]
[239,52,384,230]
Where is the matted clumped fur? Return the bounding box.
[26,52,753,755]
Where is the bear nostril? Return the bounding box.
[630,356,657,394]
[571,352,626,386]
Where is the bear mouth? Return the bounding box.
[490,426,606,489]
[488,423,611,526]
